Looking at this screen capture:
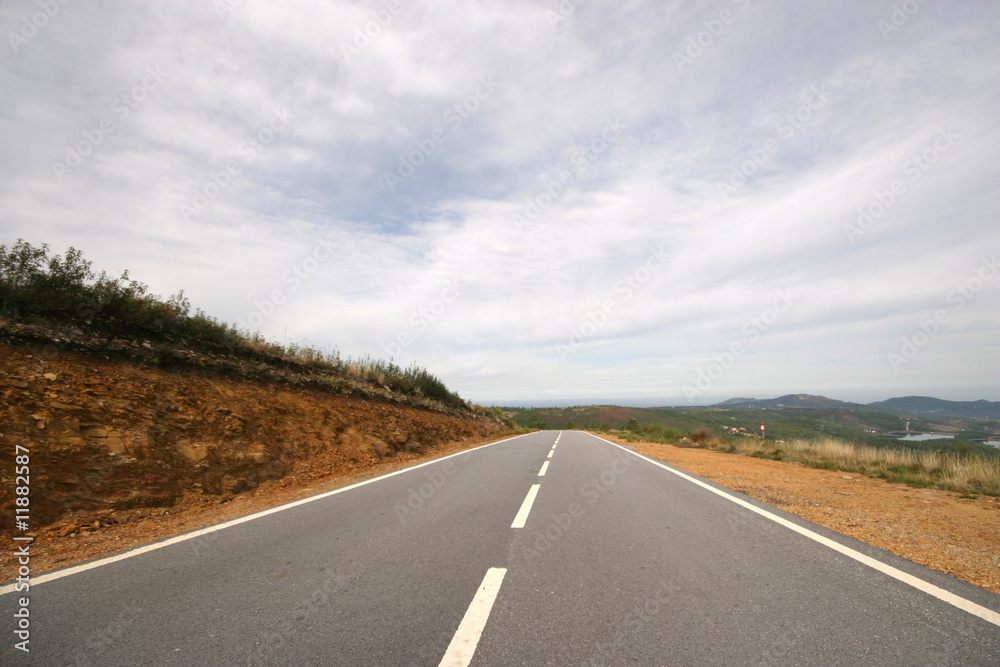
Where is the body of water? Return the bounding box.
[897,434,955,441]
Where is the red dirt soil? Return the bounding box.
[0,340,507,577]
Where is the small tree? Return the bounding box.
[690,427,713,443]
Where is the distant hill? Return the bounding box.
[503,398,1000,455]
[713,394,862,410]
[867,397,1000,421]
[711,394,1000,420]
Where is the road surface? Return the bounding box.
[3,430,999,665]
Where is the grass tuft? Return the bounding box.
[711,436,1000,496]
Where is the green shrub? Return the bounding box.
[690,427,714,443]
[0,240,466,407]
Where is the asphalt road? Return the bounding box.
[3,430,1000,665]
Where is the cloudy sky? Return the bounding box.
[2,0,998,406]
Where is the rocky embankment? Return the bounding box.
[0,332,505,560]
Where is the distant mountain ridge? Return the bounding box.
[867,396,1000,420]
[712,394,1000,420]
[713,394,863,410]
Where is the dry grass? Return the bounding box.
[714,436,1000,496]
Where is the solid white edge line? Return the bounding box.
[511,484,541,529]
[583,432,1000,628]
[0,432,537,596]
[438,567,507,667]
[538,461,549,477]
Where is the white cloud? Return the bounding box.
[1,0,998,405]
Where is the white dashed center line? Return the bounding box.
[511,484,540,528]
[439,567,507,667]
